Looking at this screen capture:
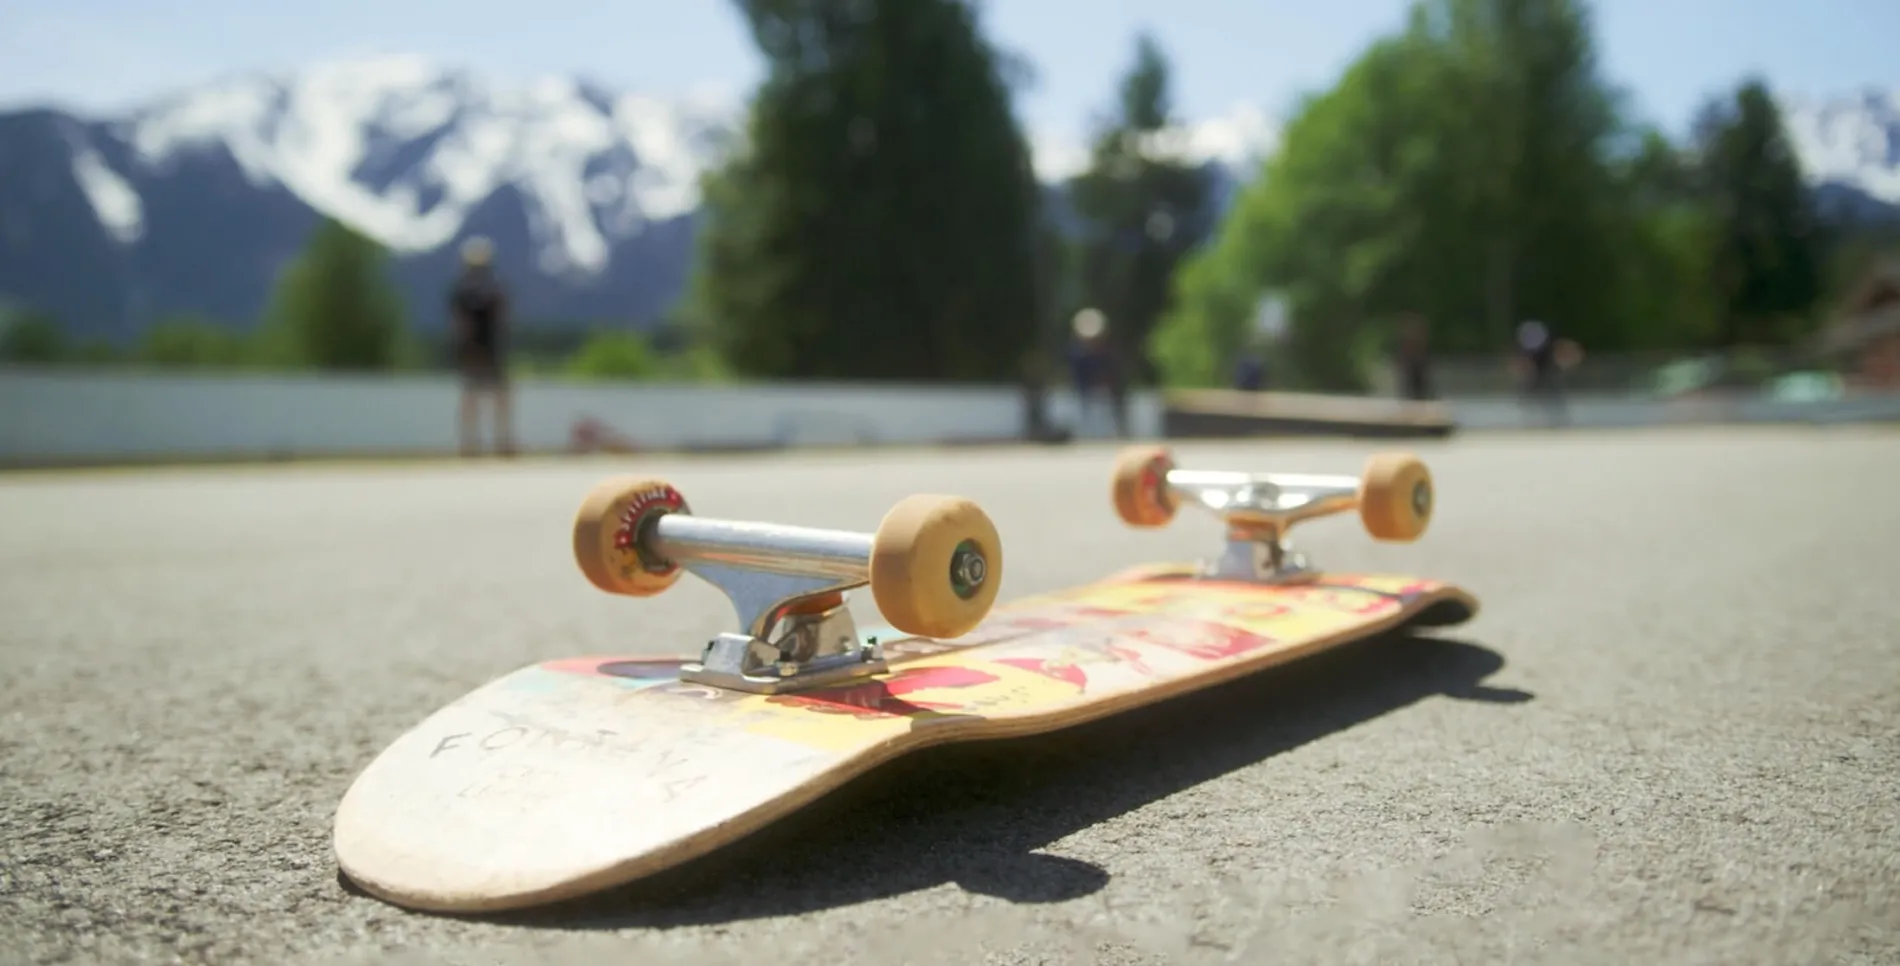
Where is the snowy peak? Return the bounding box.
[1781,87,1900,205]
[23,59,1900,341]
[68,55,1276,276]
[102,55,743,275]
[1030,103,1281,182]
[62,128,144,245]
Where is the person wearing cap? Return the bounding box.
[448,236,514,456]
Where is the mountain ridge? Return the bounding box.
[2,57,1895,344]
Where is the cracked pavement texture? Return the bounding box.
[2,426,1897,965]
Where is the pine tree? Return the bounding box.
[261,218,409,370]
[1690,78,1825,346]
[1152,0,1654,389]
[1065,33,1215,386]
[686,0,1043,382]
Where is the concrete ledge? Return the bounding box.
[1162,389,1458,439]
[4,368,1896,471]
[0,368,1158,467]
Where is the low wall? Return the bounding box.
[1161,389,1457,439]
[0,369,1164,465]
[1445,391,1900,430]
[2,368,1896,468]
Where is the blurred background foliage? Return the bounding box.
[4,0,1895,395]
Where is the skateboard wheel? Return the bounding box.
[572,476,691,596]
[1357,453,1432,542]
[1111,445,1177,528]
[869,494,1002,639]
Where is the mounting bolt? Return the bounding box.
[949,541,988,600]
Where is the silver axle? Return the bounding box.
[1161,469,1362,583]
[649,514,890,694]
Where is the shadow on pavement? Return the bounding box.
[464,630,1532,930]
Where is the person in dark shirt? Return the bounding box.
[1066,309,1105,436]
[1513,319,1583,426]
[1394,312,1434,401]
[449,237,514,456]
[1234,354,1265,392]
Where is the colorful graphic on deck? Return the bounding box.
[762,665,1000,718]
[534,657,686,691]
[521,573,1458,752]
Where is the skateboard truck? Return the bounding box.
[572,479,1002,694]
[1111,446,1434,583]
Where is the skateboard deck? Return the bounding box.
[333,447,1477,914]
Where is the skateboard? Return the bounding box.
[332,446,1477,914]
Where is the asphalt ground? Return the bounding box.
[2,426,1896,965]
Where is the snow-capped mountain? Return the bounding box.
[107,55,1272,279]
[0,55,1271,343]
[1782,87,1900,224]
[1783,88,1900,201]
[117,56,742,276]
[2,57,1893,345]
[0,56,759,341]
[1029,102,1281,183]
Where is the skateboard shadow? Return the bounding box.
[480,630,1532,930]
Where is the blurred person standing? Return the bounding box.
[1394,312,1434,401]
[449,236,515,456]
[1512,319,1583,426]
[1234,352,1266,391]
[1067,308,1113,437]
[1105,339,1132,439]
[1017,347,1060,442]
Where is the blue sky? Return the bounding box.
[1,0,1895,141]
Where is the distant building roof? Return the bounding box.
[1820,257,1900,354]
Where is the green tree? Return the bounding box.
[1688,78,1825,346]
[566,330,659,380]
[1065,32,1216,386]
[1153,0,1665,390]
[0,309,69,364]
[658,344,738,383]
[1429,0,1634,347]
[685,0,1044,382]
[1594,127,1724,350]
[260,218,410,370]
[1151,30,1451,390]
[137,314,250,368]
